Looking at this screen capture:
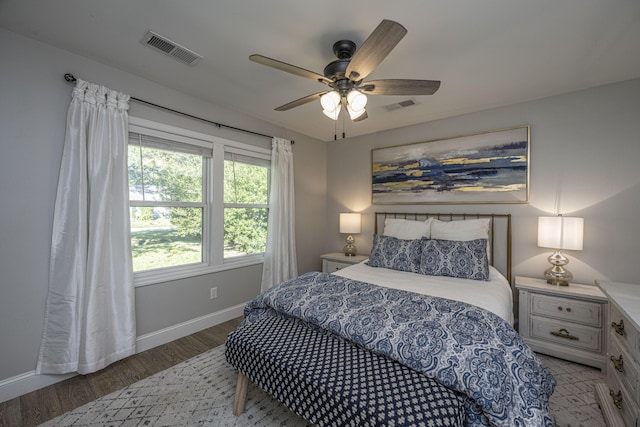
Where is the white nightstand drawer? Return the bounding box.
[609,335,639,398]
[324,260,350,272]
[531,293,602,327]
[530,316,602,353]
[610,303,640,362]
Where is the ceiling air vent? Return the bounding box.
[142,31,203,65]
[383,99,418,112]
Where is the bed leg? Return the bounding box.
[233,372,249,416]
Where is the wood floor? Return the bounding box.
[0,317,243,427]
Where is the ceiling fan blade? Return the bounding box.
[275,91,328,111]
[360,79,441,95]
[250,54,333,86]
[345,19,407,81]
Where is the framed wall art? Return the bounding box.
[372,125,530,204]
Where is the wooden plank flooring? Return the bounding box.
[0,317,242,427]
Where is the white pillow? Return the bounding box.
[431,218,491,258]
[430,218,490,240]
[383,218,433,240]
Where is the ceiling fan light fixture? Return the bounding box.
[347,90,367,111]
[323,104,341,120]
[320,91,341,112]
[252,19,441,125]
[347,105,366,120]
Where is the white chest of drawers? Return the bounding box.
[515,276,608,370]
[595,281,640,427]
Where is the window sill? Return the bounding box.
[134,256,264,287]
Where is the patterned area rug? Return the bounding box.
[40,346,605,427]
[537,354,606,427]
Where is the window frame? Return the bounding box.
[129,117,271,287]
[223,148,271,260]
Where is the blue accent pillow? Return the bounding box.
[419,239,490,281]
[368,234,423,274]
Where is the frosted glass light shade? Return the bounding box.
[320,91,341,111]
[340,213,361,234]
[347,105,366,120]
[322,105,341,120]
[537,216,584,250]
[320,90,367,121]
[347,90,367,111]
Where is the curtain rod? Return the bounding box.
[63,73,293,144]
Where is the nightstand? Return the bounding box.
[515,276,608,370]
[320,252,368,273]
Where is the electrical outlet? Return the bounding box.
[210,287,217,299]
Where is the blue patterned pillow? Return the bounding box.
[368,234,423,273]
[418,239,490,281]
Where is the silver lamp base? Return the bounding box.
[544,249,572,286]
[344,234,357,256]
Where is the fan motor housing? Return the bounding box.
[332,40,356,59]
[323,59,349,80]
[323,40,357,80]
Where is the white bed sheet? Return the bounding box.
[333,261,514,326]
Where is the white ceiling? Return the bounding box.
[1,0,639,141]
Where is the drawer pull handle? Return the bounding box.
[611,319,625,336]
[556,306,572,313]
[609,389,622,410]
[550,328,579,341]
[610,354,624,372]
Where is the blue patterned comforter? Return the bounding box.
[243,272,555,427]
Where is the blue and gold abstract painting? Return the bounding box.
[372,126,529,204]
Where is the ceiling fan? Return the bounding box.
[250,19,440,123]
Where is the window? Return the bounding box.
[127,117,270,286]
[224,152,270,259]
[128,134,208,272]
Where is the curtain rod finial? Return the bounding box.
[64,73,76,82]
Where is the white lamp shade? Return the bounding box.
[340,213,361,234]
[537,216,584,250]
[347,90,367,111]
[320,91,341,111]
[322,105,341,120]
[347,105,366,120]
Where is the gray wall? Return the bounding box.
[0,29,327,382]
[326,78,640,286]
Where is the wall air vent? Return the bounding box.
[142,31,203,65]
[383,99,418,111]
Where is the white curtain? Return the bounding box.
[36,79,136,375]
[260,137,298,291]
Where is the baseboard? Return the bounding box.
[135,303,245,353]
[0,303,246,404]
[0,371,77,405]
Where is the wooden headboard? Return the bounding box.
[374,212,512,284]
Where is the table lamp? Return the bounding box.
[537,215,584,286]
[340,213,361,256]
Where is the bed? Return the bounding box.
[225,212,555,426]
